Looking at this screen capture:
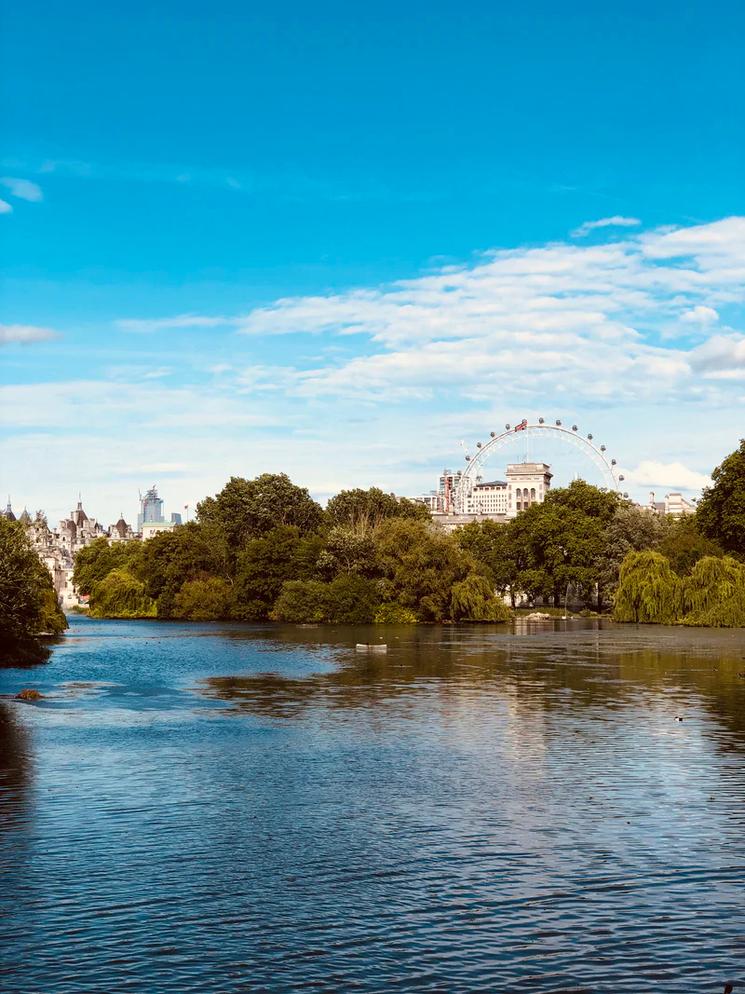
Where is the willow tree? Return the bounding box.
[450,574,511,622]
[682,555,745,628]
[89,568,156,618]
[613,551,683,624]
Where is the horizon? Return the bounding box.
[2,1,744,524]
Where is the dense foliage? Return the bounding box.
[74,475,507,624]
[696,439,745,558]
[614,551,745,628]
[0,518,67,640]
[71,443,745,627]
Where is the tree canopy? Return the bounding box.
[0,518,67,639]
[696,439,745,557]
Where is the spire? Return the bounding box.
[2,497,16,522]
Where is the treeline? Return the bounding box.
[74,476,511,624]
[72,439,745,627]
[0,518,67,655]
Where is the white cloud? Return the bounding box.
[0,323,58,345]
[0,199,12,214]
[571,215,641,238]
[0,176,43,202]
[624,460,711,492]
[680,305,719,325]
[117,314,230,333]
[689,333,745,374]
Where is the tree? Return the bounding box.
[270,580,330,623]
[450,574,511,622]
[656,515,722,576]
[595,503,667,599]
[612,551,683,624]
[696,440,745,557]
[316,526,378,578]
[374,603,418,624]
[0,518,67,639]
[173,577,232,621]
[374,518,474,622]
[89,568,156,618]
[73,537,141,595]
[137,523,227,616]
[326,487,429,533]
[271,574,381,624]
[232,526,323,621]
[456,520,518,597]
[197,474,324,563]
[682,555,745,628]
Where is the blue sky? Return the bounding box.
[1,0,744,524]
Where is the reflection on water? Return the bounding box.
[0,617,743,993]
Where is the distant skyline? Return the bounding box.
[2,1,744,524]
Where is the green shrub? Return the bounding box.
[374,603,418,624]
[172,577,232,621]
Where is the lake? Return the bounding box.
[1,616,744,993]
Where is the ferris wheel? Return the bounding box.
[453,417,625,513]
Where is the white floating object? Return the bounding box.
[356,643,387,653]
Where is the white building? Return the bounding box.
[419,462,553,529]
[645,491,696,518]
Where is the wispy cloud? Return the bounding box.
[0,323,58,345]
[116,314,231,333]
[0,199,12,215]
[571,215,641,238]
[0,176,43,202]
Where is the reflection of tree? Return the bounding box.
[201,623,745,749]
[0,701,32,834]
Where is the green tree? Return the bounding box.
[696,439,745,557]
[137,523,227,616]
[682,555,745,628]
[173,577,233,621]
[89,568,156,618]
[73,537,141,595]
[0,518,67,638]
[232,526,323,621]
[325,574,381,623]
[612,551,683,624]
[374,518,474,622]
[373,603,418,624]
[316,526,378,578]
[326,487,429,532]
[595,503,667,599]
[451,574,511,622]
[197,474,324,565]
[270,580,330,623]
[456,519,518,597]
[271,574,381,623]
[656,514,723,576]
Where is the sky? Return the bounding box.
[1,0,744,526]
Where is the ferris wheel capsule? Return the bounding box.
[600,445,606,451]
[611,458,617,466]
[572,424,578,431]
[555,419,562,426]
[587,433,593,440]
[490,431,496,437]
[618,474,625,481]
[476,441,482,448]
[623,492,629,498]
[505,424,510,430]
[538,417,545,424]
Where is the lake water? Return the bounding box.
[1,616,744,993]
